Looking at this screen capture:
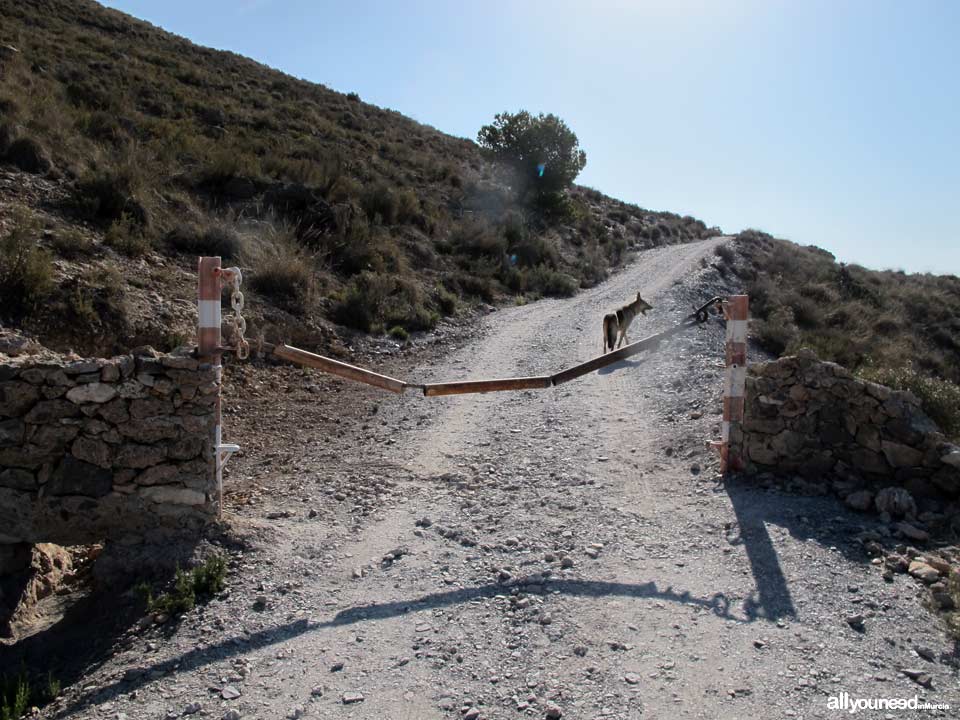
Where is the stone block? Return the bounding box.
[136,356,167,376]
[40,386,67,400]
[0,468,35,491]
[850,448,889,475]
[71,436,113,469]
[66,383,117,404]
[73,372,102,385]
[747,442,780,466]
[63,360,102,375]
[770,430,805,456]
[116,381,146,399]
[855,425,881,452]
[0,381,39,417]
[18,368,47,384]
[47,456,112,498]
[114,444,166,469]
[139,485,206,507]
[97,398,129,424]
[166,436,206,461]
[881,440,924,468]
[161,356,199,371]
[0,418,25,447]
[742,414,784,435]
[129,397,173,420]
[118,417,181,443]
[136,463,179,486]
[28,424,80,453]
[45,370,71,386]
[0,445,51,470]
[24,399,80,424]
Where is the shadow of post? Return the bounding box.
[724,477,797,622]
[49,576,741,716]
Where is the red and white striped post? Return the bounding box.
[720,295,749,473]
[198,257,235,517]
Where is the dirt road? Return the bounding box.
[46,238,957,719]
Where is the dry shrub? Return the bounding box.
[0,209,53,320]
[246,225,315,313]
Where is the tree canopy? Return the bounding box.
[477,111,587,197]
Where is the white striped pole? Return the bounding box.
[198,257,224,517]
[720,295,748,473]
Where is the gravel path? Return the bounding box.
[44,239,958,719]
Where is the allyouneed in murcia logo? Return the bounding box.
[827,692,950,714]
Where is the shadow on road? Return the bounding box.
[596,357,648,375]
[724,478,798,622]
[51,576,739,716]
[722,476,885,623]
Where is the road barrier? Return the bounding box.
[197,257,747,478]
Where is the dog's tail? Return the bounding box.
[603,313,617,354]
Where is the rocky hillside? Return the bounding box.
[0,0,717,357]
[717,231,960,438]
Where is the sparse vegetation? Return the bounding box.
[0,210,53,321]
[860,366,960,439]
[47,227,96,258]
[103,213,151,257]
[333,271,437,333]
[388,325,409,341]
[135,554,227,617]
[1,668,59,720]
[242,223,317,312]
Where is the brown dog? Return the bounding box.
[603,293,652,353]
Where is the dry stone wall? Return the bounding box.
[736,350,960,516]
[0,349,218,546]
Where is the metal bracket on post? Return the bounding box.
[198,256,241,519]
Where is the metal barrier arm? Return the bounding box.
[261,296,724,396]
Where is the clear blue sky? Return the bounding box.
[104,0,959,275]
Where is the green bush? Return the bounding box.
[859,366,960,438]
[0,210,53,321]
[333,272,437,332]
[360,182,398,225]
[477,110,587,196]
[104,214,151,257]
[395,187,421,225]
[526,265,578,298]
[5,137,53,174]
[136,554,227,617]
[388,325,409,341]
[74,165,148,227]
[435,285,458,316]
[1,668,59,720]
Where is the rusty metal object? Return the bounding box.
[271,344,408,394]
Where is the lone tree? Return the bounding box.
[477,111,587,198]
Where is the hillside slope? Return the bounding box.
[717,230,960,436]
[0,0,717,357]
